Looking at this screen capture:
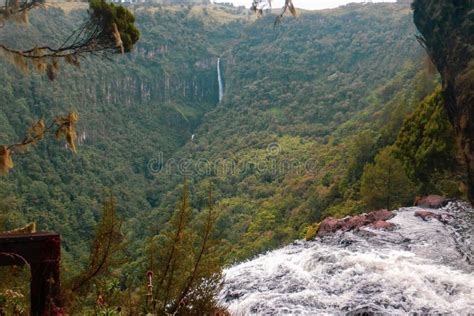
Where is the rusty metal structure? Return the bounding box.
[0,232,61,315]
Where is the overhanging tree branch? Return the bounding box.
[0,112,78,175]
[251,0,297,27]
[0,0,140,79]
[0,0,44,27]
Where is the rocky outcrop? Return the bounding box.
[414,210,438,221]
[366,209,393,222]
[414,195,447,208]
[366,220,396,230]
[414,210,452,224]
[412,0,474,203]
[316,209,395,237]
[317,217,344,236]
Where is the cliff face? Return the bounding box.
[412,0,474,203]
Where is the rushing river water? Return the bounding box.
[220,202,474,315]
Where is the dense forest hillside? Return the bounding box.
[0,0,458,291]
[142,3,446,261]
[0,4,247,264]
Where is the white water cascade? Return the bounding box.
[217,57,224,102]
[220,202,474,315]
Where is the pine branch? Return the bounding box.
[171,189,216,314]
[250,0,297,27]
[1,113,78,175]
[0,0,44,26]
[0,0,140,79]
[70,195,124,293]
[155,178,190,312]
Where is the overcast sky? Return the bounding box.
[215,0,397,10]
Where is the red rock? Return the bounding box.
[366,209,393,222]
[317,217,344,236]
[414,210,439,221]
[365,220,396,230]
[344,214,368,230]
[414,195,447,208]
[317,209,395,237]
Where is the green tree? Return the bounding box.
[360,147,415,211]
[148,181,222,315]
[64,194,125,312]
[395,88,457,193]
[346,131,378,184]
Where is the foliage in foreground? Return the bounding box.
[0,0,140,80]
[143,181,223,315]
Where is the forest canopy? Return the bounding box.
[0,0,470,313]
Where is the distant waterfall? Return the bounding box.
[217,58,224,102]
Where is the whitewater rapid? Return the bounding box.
[220,202,474,315]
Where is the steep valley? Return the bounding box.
[0,0,455,301]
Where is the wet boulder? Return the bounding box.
[365,220,396,230]
[366,209,393,222]
[437,213,453,224]
[414,210,453,223]
[414,195,447,208]
[343,214,368,230]
[316,209,395,237]
[414,210,438,221]
[317,217,344,237]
